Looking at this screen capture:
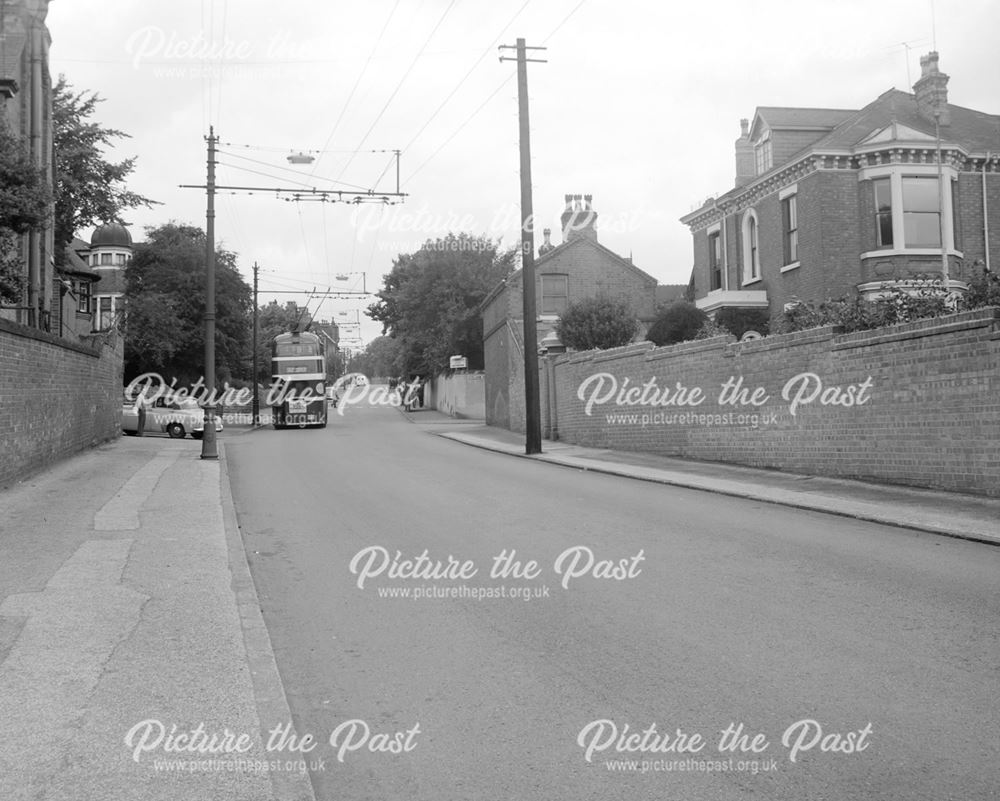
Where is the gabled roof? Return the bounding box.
[810,88,1000,152]
[59,243,100,281]
[479,235,657,311]
[682,87,1000,225]
[751,106,856,139]
[655,284,688,306]
[535,235,658,285]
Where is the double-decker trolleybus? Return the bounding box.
[270,329,327,428]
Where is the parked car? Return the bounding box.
[122,396,224,439]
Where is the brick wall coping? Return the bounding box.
[644,335,736,363]
[549,308,999,367]
[831,307,999,351]
[0,317,102,358]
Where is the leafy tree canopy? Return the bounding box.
[346,335,405,379]
[0,120,51,303]
[0,120,51,235]
[555,296,637,351]
[367,233,516,375]
[53,75,157,266]
[646,300,708,346]
[123,223,251,385]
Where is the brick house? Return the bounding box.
[481,194,659,431]
[681,52,1000,327]
[83,222,132,331]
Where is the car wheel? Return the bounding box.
[166,422,186,439]
[191,432,203,440]
[124,429,137,436]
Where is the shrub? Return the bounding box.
[959,268,1000,310]
[555,296,637,351]
[714,307,770,338]
[646,300,707,346]
[777,282,950,334]
[693,318,734,340]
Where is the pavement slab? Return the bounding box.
[0,438,316,801]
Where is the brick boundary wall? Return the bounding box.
[0,318,124,487]
[546,307,1000,497]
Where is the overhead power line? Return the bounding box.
[335,0,458,183]
[311,0,402,178]
[402,0,587,185]
[218,148,374,191]
[402,0,532,153]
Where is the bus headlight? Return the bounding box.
[315,382,324,395]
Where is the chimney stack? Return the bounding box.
[538,228,554,256]
[561,193,598,243]
[913,51,950,126]
[735,118,754,187]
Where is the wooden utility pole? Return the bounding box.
[252,261,259,426]
[201,128,219,459]
[500,38,546,454]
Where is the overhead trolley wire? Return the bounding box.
[401,0,532,154]
[335,0,459,183]
[217,148,374,192]
[402,0,587,185]
[310,0,402,178]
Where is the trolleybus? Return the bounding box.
[270,330,327,428]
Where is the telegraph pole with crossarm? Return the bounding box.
[499,38,546,455]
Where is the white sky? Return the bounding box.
[46,0,1000,346]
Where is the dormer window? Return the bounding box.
[755,132,772,175]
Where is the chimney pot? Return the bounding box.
[735,118,755,187]
[560,193,598,244]
[913,51,950,126]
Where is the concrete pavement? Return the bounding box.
[0,436,315,801]
[402,408,1000,545]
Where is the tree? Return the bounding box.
[52,75,156,266]
[123,223,251,385]
[555,296,637,351]
[346,336,404,379]
[368,233,516,375]
[646,300,708,346]
[0,120,51,303]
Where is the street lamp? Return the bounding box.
[334,272,367,294]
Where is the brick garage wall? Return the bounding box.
[549,307,1000,496]
[0,319,123,487]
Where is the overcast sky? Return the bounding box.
[46,0,1000,346]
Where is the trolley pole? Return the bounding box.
[201,128,219,459]
[252,261,260,426]
[500,38,547,455]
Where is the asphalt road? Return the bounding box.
[225,401,1000,801]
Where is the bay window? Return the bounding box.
[863,165,958,255]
